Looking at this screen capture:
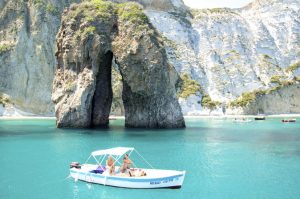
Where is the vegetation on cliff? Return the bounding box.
[201,94,221,109]
[286,61,300,72]
[230,90,265,107]
[68,0,148,24]
[177,74,201,98]
[45,3,59,15]
[0,43,14,54]
[67,0,152,41]
[0,95,11,107]
[230,78,300,107]
[31,0,59,15]
[270,75,285,84]
[116,1,153,35]
[67,0,115,23]
[117,2,148,25]
[177,74,221,109]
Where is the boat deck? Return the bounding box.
[72,164,184,179]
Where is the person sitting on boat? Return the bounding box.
[120,154,133,173]
[106,155,115,175]
[129,169,147,177]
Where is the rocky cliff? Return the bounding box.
[52,0,185,128]
[147,0,300,115]
[0,0,299,117]
[244,82,300,115]
[0,0,80,116]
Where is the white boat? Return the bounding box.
[282,118,296,123]
[69,147,186,189]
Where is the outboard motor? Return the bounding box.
[70,162,81,169]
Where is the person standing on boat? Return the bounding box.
[120,154,133,173]
[106,155,115,175]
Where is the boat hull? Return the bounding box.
[255,117,265,120]
[282,119,296,123]
[70,168,185,189]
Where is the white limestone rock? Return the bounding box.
[146,0,300,115]
[1,0,299,116]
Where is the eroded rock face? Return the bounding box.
[244,83,300,115]
[147,0,300,115]
[0,0,81,116]
[52,1,185,128]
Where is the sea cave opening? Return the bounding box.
[91,50,113,127]
[91,50,124,128]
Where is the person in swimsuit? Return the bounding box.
[106,155,115,175]
[120,154,133,173]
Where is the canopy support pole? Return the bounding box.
[92,155,100,165]
[99,155,106,165]
[84,155,91,164]
[134,149,155,169]
[114,155,122,166]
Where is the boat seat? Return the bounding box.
[90,165,106,174]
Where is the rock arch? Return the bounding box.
[52,1,185,128]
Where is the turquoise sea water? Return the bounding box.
[1,118,300,199]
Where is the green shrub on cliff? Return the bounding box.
[230,92,255,107]
[31,1,59,15]
[230,76,300,107]
[210,8,226,13]
[177,74,202,98]
[68,0,149,32]
[201,94,221,109]
[65,81,76,92]
[0,43,14,54]
[82,26,96,36]
[73,26,96,40]
[294,76,300,81]
[0,95,10,107]
[90,0,115,19]
[286,61,300,72]
[68,0,115,22]
[270,75,285,84]
[117,2,148,25]
[46,3,59,15]
[230,90,267,107]
[268,85,282,93]
[177,74,221,109]
[263,54,272,59]
[231,76,300,107]
[32,0,44,7]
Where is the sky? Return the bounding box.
[183,0,254,9]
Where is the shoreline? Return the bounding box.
[0,116,56,120]
[184,114,300,118]
[0,114,300,120]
